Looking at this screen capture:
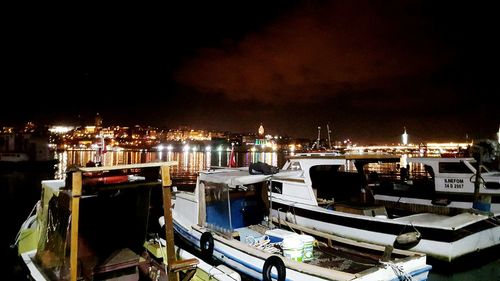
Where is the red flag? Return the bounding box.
[229,145,236,167]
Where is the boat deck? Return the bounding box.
[239,224,385,274]
[393,212,486,228]
[308,242,379,273]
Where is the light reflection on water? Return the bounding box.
[56,150,285,180]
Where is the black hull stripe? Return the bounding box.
[375,191,500,203]
[272,201,500,243]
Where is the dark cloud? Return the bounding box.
[171,1,498,142]
[2,1,498,143]
[174,1,448,103]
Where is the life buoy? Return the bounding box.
[262,255,286,281]
[200,232,214,260]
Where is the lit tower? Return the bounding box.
[497,125,500,144]
[402,127,409,145]
[95,113,103,129]
[258,123,264,136]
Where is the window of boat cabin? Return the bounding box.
[287,161,302,170]
[360,162,400,181]
[438,162,473,174]
[466,159,490,173]
[309,165,362,202]
[204,181,268,231]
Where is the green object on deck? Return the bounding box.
[18,227,39,255]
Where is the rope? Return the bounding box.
[280,217,298,234]
[469,173,486,185]
[11,201,39,248]
[245,236,281,254]
[397,222,420,237]
[379,261,414,281]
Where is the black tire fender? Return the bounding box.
[200,232,214,260]
[262,255,286,281]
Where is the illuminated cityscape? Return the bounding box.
[2,113,491,158]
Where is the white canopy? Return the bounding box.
[199,168,302,187]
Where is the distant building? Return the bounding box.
[2,127,14,134]
[165,127,211,141]
[84,126,96,134]
[48,126,74,134]
[100,128,114,138]
[242,134,256,145]
[24,122,36,133]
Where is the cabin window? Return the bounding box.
[438,162,472,174]
[271,181,283,194]
[309,165,362,202]
[465,160,490,173]
[287,161,302,170]
[204,182,268,231]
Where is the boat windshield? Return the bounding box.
[286,161,302,171]
[438,161,473,174]
[466,159,491,173]
[203,181,268,233]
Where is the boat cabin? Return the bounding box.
[352,156,500,212]
[275,155,389,216]
[26,162,200,281]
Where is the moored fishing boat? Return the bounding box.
[363,156,500,212]
[16,162,240,281]
[268,154,500,262]
[172,167,432,281]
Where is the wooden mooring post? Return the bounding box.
[161,165,198,281]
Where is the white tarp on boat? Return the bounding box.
[199,168,302,187]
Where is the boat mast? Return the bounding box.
[314,126,321,150]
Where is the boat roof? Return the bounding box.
[288,153,399,162]
[407,157,475,163]
[345,154,400,161]
[78,161,177,172]
[199,168,301,187]
[292,151,342,157]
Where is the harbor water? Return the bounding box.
[2,149,500,280]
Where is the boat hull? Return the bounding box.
[271,199,500,262]
[173,218,431,281]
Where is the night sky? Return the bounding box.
[3,1,499,143]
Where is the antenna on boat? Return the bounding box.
[327,124,332,149]
[313,126,321,150]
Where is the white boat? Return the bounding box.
[365,156,500,212]
[172,168,432,281]
[0,152,30,162]
[0,133,58,169]
[267,154,500,263]
[16,162,240,281]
